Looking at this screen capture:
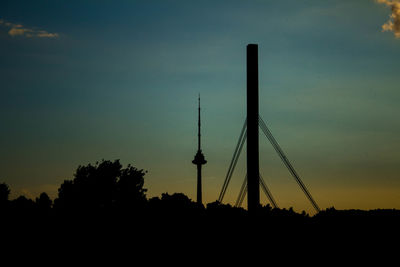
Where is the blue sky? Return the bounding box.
[1,0,400,213]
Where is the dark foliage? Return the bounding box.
[1,159,400,258]
[0,182,10,204]
[53,159,147,212]
[36,192,52,210]
[10,195,36,210]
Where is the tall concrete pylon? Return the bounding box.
[246,44,260,212]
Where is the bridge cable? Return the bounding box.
[219,130,246,203]
[234,174,278,209]
[235,174,248,208]
[238,182,247,208]
[258,116,320,213]
[218,119,247,203]
[259,173,279,209]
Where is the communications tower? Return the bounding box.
[192,95,207,204]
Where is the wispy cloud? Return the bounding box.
[377,0,400,38]
[0,18,59,39]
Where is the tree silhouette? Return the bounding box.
[36,192,52,210]
[0,182,10,205]
[10,195,36,211]
[116,164,147,208]
[53,159,147,211]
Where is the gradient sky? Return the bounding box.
[1,0,400,214]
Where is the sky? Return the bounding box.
[1,0,400,214]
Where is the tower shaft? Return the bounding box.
[246,44,260,212]
[197,165,202,204]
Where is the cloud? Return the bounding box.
[8,27,30,37]
[0,18,59,39]
[377,0,400,38]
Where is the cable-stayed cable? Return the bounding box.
[218,119,247,203]
[258,116,320,213]
[219,130,246,203]
[218,120,246,202]
[235,175,247,208]
[259,174,278,209]
[238,182,247,208]
[234,174,277,209]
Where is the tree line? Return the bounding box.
[0,159,308,217]
[1,159,400,232]
[3,159,398,260]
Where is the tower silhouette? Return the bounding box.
[247,44,260,212]
[218,44,320,214]
[192,95,207,205]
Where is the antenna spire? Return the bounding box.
[198,93,201,151]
